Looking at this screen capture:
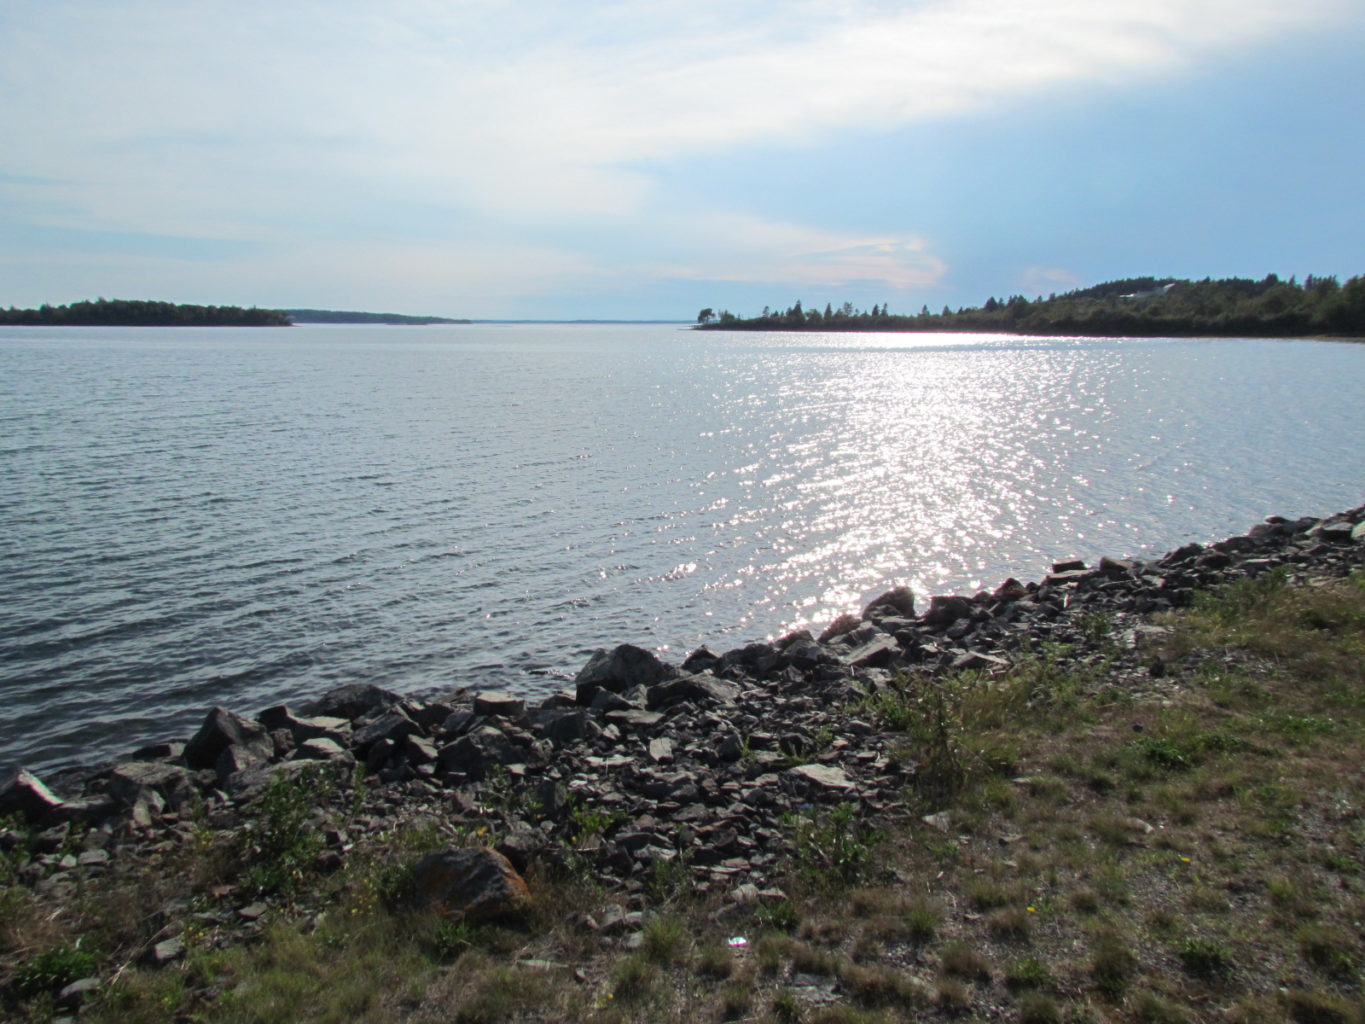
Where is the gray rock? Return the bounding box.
[786,764,854,792]
[861,585,916,620]
[646,674,740,709]
[108,762,196,811]
[923,595,974,627]
[574,644,677,702]
[410,847,530,921]
[474,691,526,719]
[0,768,65,823]
[301,683,404,722]
[841,635,901,669]
[184,707,272,771]
[292,737,350,761]
[352,709,421,752]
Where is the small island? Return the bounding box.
[697,273,1365,337]
[0,298,291,327]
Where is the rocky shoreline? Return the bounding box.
[3,506,1364,960]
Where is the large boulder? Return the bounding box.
[183,707,272,771]
[922,595,975,628]
[0,768,64,823]
[410,847,530,921]
[300,683,404,722]
[861,586,916,620]
[574,644,677,703]
[645,673,739,709]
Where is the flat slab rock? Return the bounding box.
[785,764,854,791]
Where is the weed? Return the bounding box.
[988,906,1033,941]
[941,941,991,981]
[610,954,658,1003]
[12,938,99,999]
[1283,988,1357,1024]
[1090,933,1137,999]
[1017,991,1063,1024]
[719,980,751,1019]
[935,976,972,1012]
[772,988,802,1022]
[641,915,687,965]
[1005,956,1055,991]
[1176,936,1233,978]
[1128,989,1193,1023]
[1298,924,1357,981]
[903,900,940,943]
[786,802,883,888]
[238,767,328,897]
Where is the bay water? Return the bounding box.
[3,324,1363,774]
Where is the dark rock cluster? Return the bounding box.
[3,507,1363,927]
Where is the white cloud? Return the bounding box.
[0,0,1355,302]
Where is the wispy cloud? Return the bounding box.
[0,0,1356,307]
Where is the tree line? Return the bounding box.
[696,274,1365,337]
[0,298,291,327]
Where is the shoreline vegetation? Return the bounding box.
[0,299,291,328]
[2,508,1364,1022]
[696,274,1365,337]
[283,310,470,326]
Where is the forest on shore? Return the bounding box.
[0,299,290,327]
[697,274,1365,337]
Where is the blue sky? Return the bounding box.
[2,0,1362,319]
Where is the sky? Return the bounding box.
[2,0,1363,320]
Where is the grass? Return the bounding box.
[3,567,1365,1022]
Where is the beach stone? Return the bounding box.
[352,709,421,752]
[923,595,974,627]
[842,635,900,668]
[474,691,526,719]
[108,762,195,811]
[410,847,530,921]
[437,727,525,779]
[861,585,917,620]
[0,768,64,823]
[646,674,740,709]
[301,684,403,722]
[292,737,350,761]
[184,707,272,771]
[817,613,862,644]
[575,644,677,702]
[786,764,854,793]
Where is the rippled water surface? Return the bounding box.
[3,324,1363,771]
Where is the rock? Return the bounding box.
[951,651,1010,672]
[0,768,65,823]
[352,709,421,752]
[142,935,185,967]
[410,847,530,921]
[437,727,526,779]
[258,706,351,746]
[108,762,196,811]
[1353,521,1365,543]
[574,644,677,702]
[786,764,854,793]
[841,635,901,668]
[474,691,526,719]
[300,683,404,721]
[647,738,675,764]
[55,977,100,1009]
[646,674,740,709]
[1051,559,1087,573]
[1315,520,1356,544]
[861,585,916,620]
[817,613,862,644]
[184,707,272,771]
[292,737,351,761]
[923,595,974,627]
[129,741,185,762]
